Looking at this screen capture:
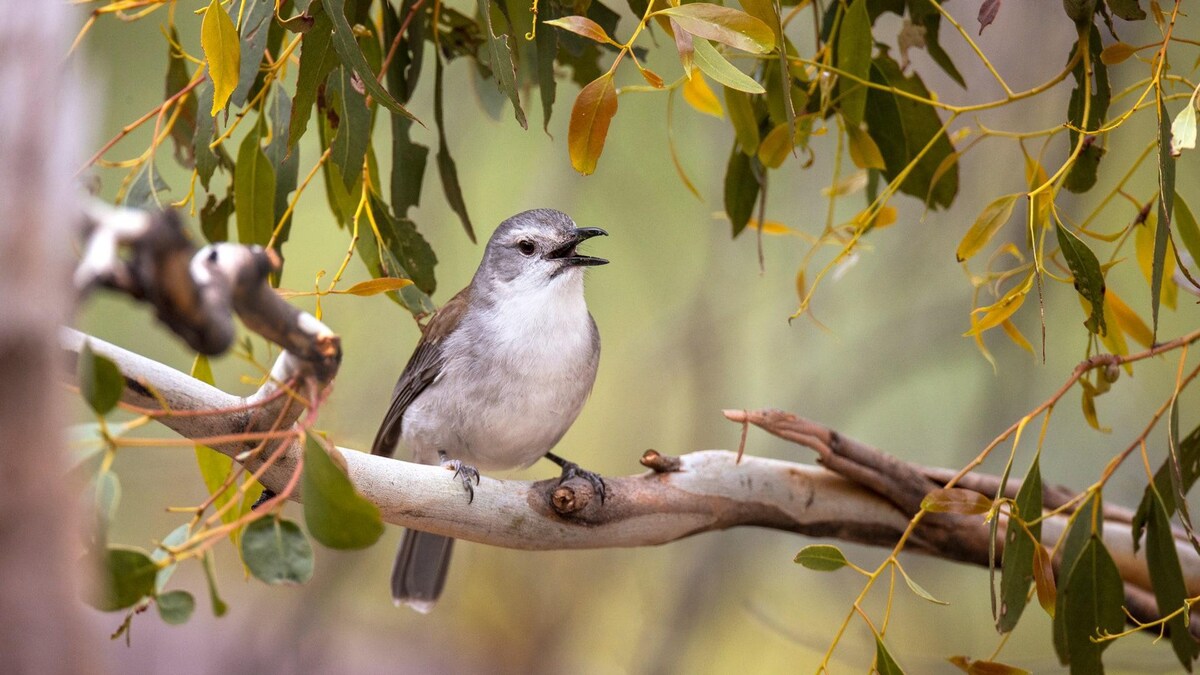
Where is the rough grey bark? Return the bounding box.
[0,1,99,672]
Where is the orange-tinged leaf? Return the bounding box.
[201,0,240,116]
[757,123,792,168]
[957,194,1020,262]
[544,16,613,44]
[867,205,898,230]
[1080,381,1107,431]
[1095,293,1128,358]
[568,73,618,175]
[1033,543,1056,617]
[746,219,794,235]
[639,66,665,89]
[948,656,1032,675]
[1100,41,1137,65]
[670,19,695,77]
[845,121,885,170]
[657,4,776,54]
[965,272,1034,336]
[1001,319,1033,354]
[1022,153,1051,227]
[342,277,414,296]
[922,487,992,515]
[1108,289,1153,348]
[682,72,723,118]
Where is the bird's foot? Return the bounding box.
[546,452,607,504]
[438,451,480,503]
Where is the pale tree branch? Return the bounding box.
[62,330,1200,637]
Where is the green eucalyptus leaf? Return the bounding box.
[475,0,527,128]
[794,544,848,571]
[201,550,228,616]
[1153,94,1176,339]
[874,635,907,675]
[241,517,314,585]
[1145,490,1200,670]
[290,6,339,147]
[89,547,158,611]
[723,146,760,237]
[998,457,1043,632]
[302,434,385,549]
[692,38,764,94]
[123,163,171,209]
[78,341,123,416]
[329,64,371,190]
[231,0,273,107]
[165,27,198,167]
[233,121,276,247]
[835,0,871,125]
[322,0,418,121]
[156,590,196,625]
[863,54,957,209]
[1055,221,1107,335]
[1064,26,1109,194]
[152,523,192,593]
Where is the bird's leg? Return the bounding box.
[544,452,607,503]
[438,450,480,503]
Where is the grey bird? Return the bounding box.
[370,208,608,612]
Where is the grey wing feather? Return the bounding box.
[369,340,444,457]
[370,287,470,458]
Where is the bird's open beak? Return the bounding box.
[547,227,609,266]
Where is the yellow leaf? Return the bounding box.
[845,121,885,170]
[965,272,1033,336]
[568,72,618,175]
[1135,214,1178,309]
[956,194,1020,262]
[1107,289,1153,349]
[926,151,960,205]
[747,219,794,235]
[757,123,792,168]
[855,205,897,231]
[342,277,414,296]
[1092,293,1128,357]
[1001,319,1033,354]
[201,0,240,116]
[1100,41,1137,65]
[1022,153,1051,228]
[682,72,723,118]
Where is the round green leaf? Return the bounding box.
[156,590,196,625]
[89,546,158,611]
[302,434,385,550]
[794,544,849,571]
[78,342,123,415]
[241,517,314,585]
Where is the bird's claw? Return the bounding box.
[557,461,607,504]
[439,455,480,504]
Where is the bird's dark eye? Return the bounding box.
[517,240,536,256]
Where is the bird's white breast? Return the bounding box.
[400,274,599,470]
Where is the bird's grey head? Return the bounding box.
[473,209,608,290]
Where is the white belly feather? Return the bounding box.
[400,275,598,470]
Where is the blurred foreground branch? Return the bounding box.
[62,331,1200,636]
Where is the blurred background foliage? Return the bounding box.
[73,0,1197,671]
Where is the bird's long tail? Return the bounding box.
[392,529,454,613]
